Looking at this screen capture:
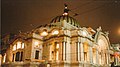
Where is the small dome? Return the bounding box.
[50,15,80,27]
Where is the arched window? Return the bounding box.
[14,51,23,62]
[15,52,20,61]
[12,41,25,62]
[97,35,109,65]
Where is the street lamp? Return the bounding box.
[118,27,120,35]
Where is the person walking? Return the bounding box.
[111,62,114,67]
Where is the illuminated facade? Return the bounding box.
[1,5,119,67]
[110,43,120,66]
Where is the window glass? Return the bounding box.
[17,42,21,49]
[35,50,39,59]
[15,52,20,61]
[20,52,23,61]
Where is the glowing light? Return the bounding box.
[41,31,48,36]
[56,51,59,60]
[52,30,59,35]
[83,42,88,52]
[82,31,87,36]
[114,52,119,57]
[56,44,59,49]
[13,45,16,51]
[3,53,6,63]
[98,39,105,48]
[63,13,68,15]
[17,42,21,49]
[22,43,24,49]
[34,41,39,47]
[118,27,120,35]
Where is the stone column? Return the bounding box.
[49,44,52,60]
[62,41,66,61]
[78,42,80,61]
[80,42,84,62]
[96,50,99,64]
[89,47,93,63]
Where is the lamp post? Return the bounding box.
[118,27,120,36]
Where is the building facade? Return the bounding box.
[110,43,120,66]
[1,5,119,67]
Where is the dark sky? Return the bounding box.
[1,0,120,43]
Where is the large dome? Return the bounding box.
[50,15,80,27]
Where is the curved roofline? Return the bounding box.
[50,15,80,27]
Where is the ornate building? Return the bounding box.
[110,43,120,66]
[1,5,118,67]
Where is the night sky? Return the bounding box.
[1,0,120,43]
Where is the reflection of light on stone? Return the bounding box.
[13,45,16,51]
[52,30,59,35]
[98,39,106,64]
[99,56,101,64]
[56,44,59,49]
[40,36,43,39]
[17,42,21,49]
[0,54,2,65]
[3,53,6,63]
[98,39,106,49]
[82,31,87,36]
[41,31,48,36]
[63,13,68,15]
[56,51,59,60]
[22,43,24,48]
[83,42,88,52]
[13,42,24,50]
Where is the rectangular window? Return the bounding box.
[15,52,20,61]
[35,50,39,59]
[20,52,23,61]
[17,42,21,49]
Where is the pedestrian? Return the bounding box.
[111,62,114,67]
